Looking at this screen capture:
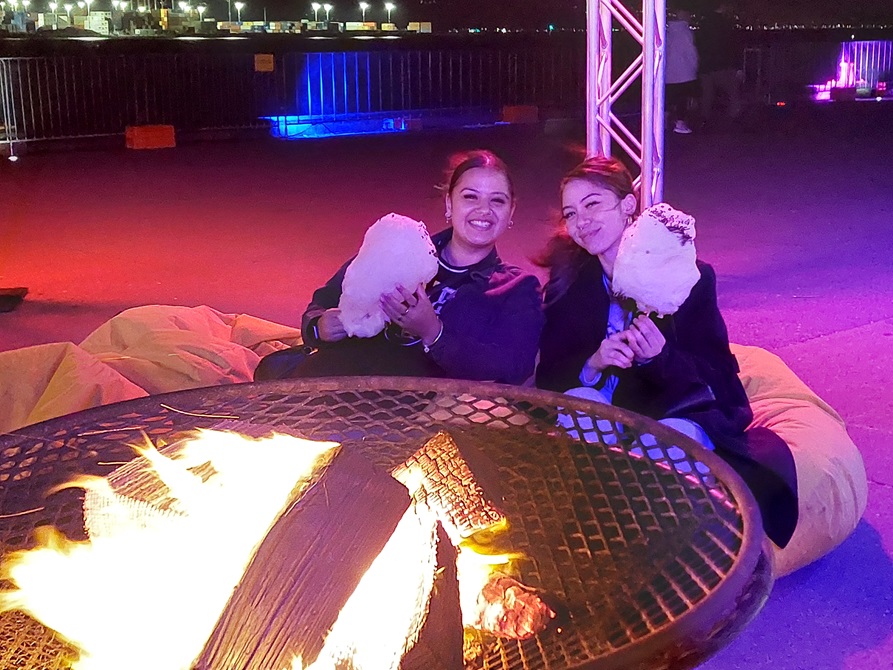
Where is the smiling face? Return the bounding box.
[561,178,637,261]
[444,166,515,262]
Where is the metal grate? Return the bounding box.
[0,378,770,670]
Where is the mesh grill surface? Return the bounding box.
[0,378,770,670]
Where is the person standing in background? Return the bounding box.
[697,2,743,126]
[665,4,699,135]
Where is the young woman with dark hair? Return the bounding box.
[255,150,544,385]
[536,155,799,547]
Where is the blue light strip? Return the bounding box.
[264,48,504,139]
[262,115,412,140]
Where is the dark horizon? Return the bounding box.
[203,0,893,29]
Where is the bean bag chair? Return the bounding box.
[0,342,147,436]
[731,344,868,576]
[79,305,303,395]
[0,306,304,436]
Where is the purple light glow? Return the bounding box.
[837,57,855,88]
[811,40,893,101]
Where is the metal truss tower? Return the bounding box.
[586,0,666,208]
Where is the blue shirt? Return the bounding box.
[578,273,632,401]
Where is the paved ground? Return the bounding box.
[1,101,892,668]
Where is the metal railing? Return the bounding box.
[740,38,842,103]
[1,32,885,152]
[0,37,586,150]
[739,35,893,102]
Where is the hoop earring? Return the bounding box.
[445,213,452,225]
[508,220,514,229]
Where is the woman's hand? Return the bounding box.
[583,332,635,379]
[380,283,442,344]
[623,314,666,363]
[317,308,348,342]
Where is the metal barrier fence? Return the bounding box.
[741,35,892,103]
[0,38,586,150]
[741,39,842,104]
[0,32,884,151]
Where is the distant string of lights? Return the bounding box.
[0,0,399,23]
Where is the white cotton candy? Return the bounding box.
[339,213,439,338]
[612,203,699,317]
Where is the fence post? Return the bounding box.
[0,60,19,156]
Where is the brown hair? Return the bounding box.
[442,149,514,200]
[537,155,638,305]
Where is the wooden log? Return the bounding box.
[392,430,506,540]
[400,522,463,670]
[194,448,411,670]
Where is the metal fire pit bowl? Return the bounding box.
[0,377,772,670]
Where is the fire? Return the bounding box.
[294,502,441,670]
[392,434,527,631]
[0,430,338,670]
[1,427,553,670]
[456,534,516,628]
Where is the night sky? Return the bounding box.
[229,0,893,27]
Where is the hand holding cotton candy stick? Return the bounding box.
[622,313,667,363]
[316,308,348,342]
[612,203,699,318]
[379,282,443,344]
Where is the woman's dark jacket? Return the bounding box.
[537,257,752,447]
[536,255,798,546]
[298,228,545,385]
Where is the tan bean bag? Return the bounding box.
[0,306,303,435]
[0,314,867,580]
[79,305,303,395]
[732,344,868,576]
[0,342,147,436]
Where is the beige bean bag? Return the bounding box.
[0,342,147,436]
[79,305,302,395]
[0,313,867,580]
[0,306,303,435]
[732,344,868,576]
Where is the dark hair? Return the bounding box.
[537,155,638,305]
[559,154,636,205]
[442,149,514,200]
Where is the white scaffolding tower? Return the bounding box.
[586,0,666,208]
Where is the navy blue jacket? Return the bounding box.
[537,256,799,546]
[299,228,545,385]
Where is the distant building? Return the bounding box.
[85,11,112,35]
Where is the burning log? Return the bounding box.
[0,430,467,670]
[392,430,506,542]
[394,431,556,641]
[1,426,555,670]
[194,448,413,670]
[399,523,463,670]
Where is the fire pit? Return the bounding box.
[0,377,771,670]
